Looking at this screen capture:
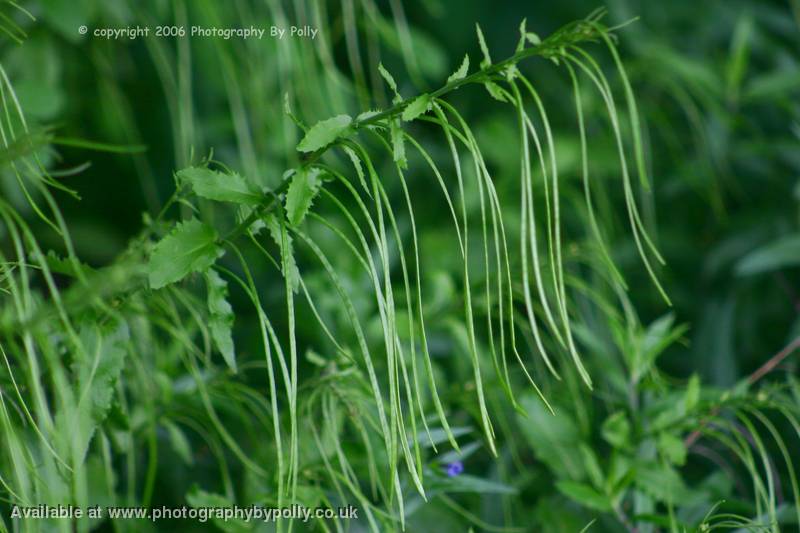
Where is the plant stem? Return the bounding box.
[685,336,800,447]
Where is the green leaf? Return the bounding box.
[63,320,130,462]
[378,63,401,102]
[518,396,584,479]
[186,487,251,532]
[427,472,517,495]
[579,444,604,488]
[657,432,687,466]
[343,146,369,192]
[402,94,431,122]
[264,213,300,292]
[205,269,236,371]
[526,32,541,45]
[556,481,612,512]
[483,81,507,102]
[635,463,698,504]
[476,23,491,68]
[516,19,527,52]
[76,321,130,424]
[40,250,95,277]
[685,374,701,412]
[148,219,222,289]
[178,166,262,206]
[390,118,407,168]
[447,54,470,83]
[296,114,353,153]
[735,234,800,276]
[285,167,323,226]
[164,421,194,465]
[602,412,631,449]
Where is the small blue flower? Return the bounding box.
[445,461,464,477]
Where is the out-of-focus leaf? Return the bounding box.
[744,70,800,101]
[634,463,698,504]
[425,471,517,495]
[519,396,585,479]
[602,412,631,450]
[205,269,236,371]
[735,234,800,275]
[186,487,251,532]
[657,433,687,466]
[164,420,193,465]
[556,481,612,512]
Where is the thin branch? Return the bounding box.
[685,336,800,447]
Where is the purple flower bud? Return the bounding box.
[445,461,464,477]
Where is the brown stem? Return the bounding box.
[684,336,800,447]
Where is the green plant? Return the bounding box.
[1,1,799,532]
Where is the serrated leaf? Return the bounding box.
[447,54,470,83]
[402,94,431,121]
[264,213,300,292]
[484,81,507,102]
[343,146,369,193]
[356,109,382,122]
[378,63,401,102]
[66,320,130,461]
[516,19,527,52]
[476,23,491,68]
[285,167,322,226]
[178,166,262,206]
[205,269,236,371]
[40,250,95,277]
[556,481,612,512]
[390,119,407,168]
[148,219,222,289]
[296,114,352,153]
[76,321,129,423]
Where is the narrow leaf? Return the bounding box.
[390,119,407,168]
[447,54,470,83]
[285,167,322,226]
[378,63,401,102]
[476,23,491,68]
[556,481,612,512]
[206,269,236,371]
[735,234,800,276]
[265,213,300,292]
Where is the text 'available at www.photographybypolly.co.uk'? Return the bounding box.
[10,504,359,523]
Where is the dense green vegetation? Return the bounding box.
[1,1,800,531]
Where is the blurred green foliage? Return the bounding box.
[1,1,800,532]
